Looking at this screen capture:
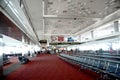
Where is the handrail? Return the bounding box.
[83,54,120,59]
[81,56,120,64]
[61,54,120,64]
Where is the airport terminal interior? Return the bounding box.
[0,0,120,80]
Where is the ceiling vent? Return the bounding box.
[90,0,94,3]
[74,18,77,20]
[91,11,97,14]
[48,2,53,5]
[58,20,61,22]
[63,10,67,13]
[115,6,120,9]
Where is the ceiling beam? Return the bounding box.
[22,0,40,44]
[43,0,48,15]
[39,34,71,35]
[43,15,101,20]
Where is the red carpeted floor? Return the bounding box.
[5,54,98,80]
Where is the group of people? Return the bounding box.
[18,56,30,64]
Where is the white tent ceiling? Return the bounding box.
[1,0,120,44]
[22,0,120,42]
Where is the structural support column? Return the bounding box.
[42,0,45,39]
[91,30,94,39]
[114,21,120,54]
[22,33,27,56]
[79,35,81,42]
[22,33,25,44]
[0,34,3,80]
[114,21,119,32]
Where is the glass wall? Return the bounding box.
[94,23,114,38]
[76,19,120,54]
[80,31,92,42]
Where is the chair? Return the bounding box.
[115,64,120,77]
[98,61,106,70]
[93,60,100,67]
[106,62,117,73]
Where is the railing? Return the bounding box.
[59,54,120,80]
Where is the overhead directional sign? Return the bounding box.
[39,40,47,43]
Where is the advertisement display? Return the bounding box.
[51,36,80,42]
[51,36,64,42]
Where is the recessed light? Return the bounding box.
[56,10,59,13]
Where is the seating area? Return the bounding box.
[3,54,10,65]
[18,56,30,64]
[59,53,120,80]
[3,53,22,65]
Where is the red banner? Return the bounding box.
[58,36,64,41]
[51,36,64,42]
